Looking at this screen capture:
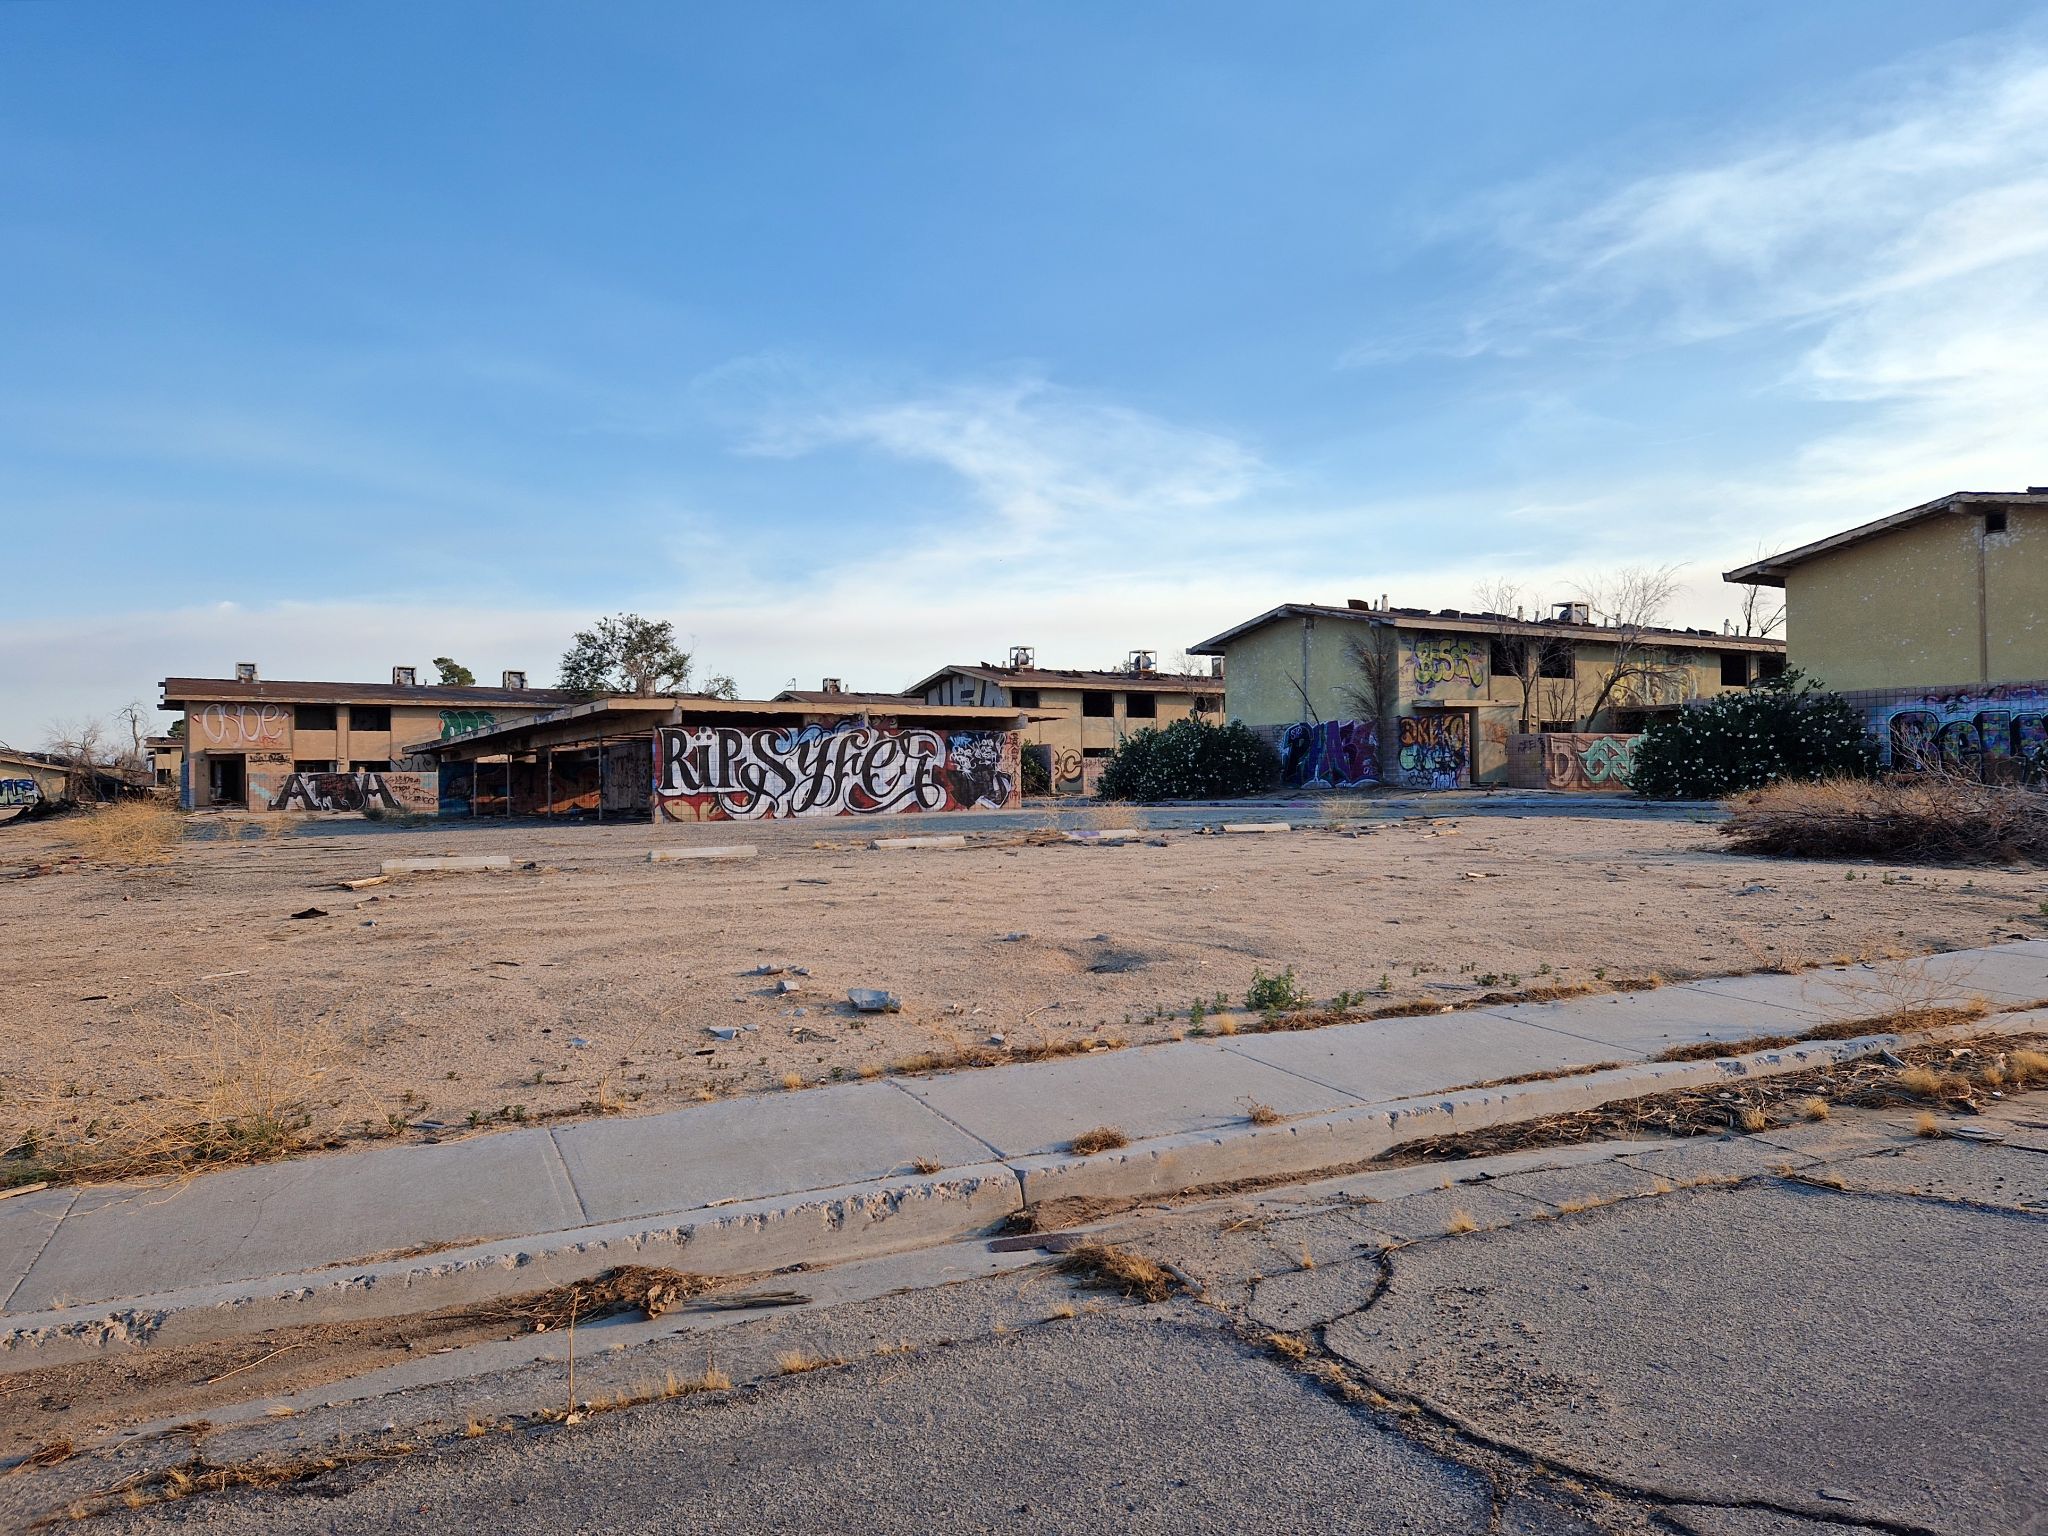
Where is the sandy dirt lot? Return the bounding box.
[5,806,2044,1173]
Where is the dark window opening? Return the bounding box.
[1539,720,1575,734]
[351,760,392,773]
[294,704,337,731]
[1986,510,2009,535]
[1194,694,1219,713]
[1538,647,1574,680]
[1009,688,1040,709]
[1488,638,1518,675]
[1082,692,1115,717]
[1720,652,1750,687]
[1082,746,1112,758]
[294,759,335,773]
[1757,653,1786,679]
[208,755,246,805]
[1126,692,1157,718]
[350,705,391,732]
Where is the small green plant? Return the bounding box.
[1475,973,1500,988]
[1188,998,1207,1027]
[1245,967,1306,1014]
[1536,962,1552,976]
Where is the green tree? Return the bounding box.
[433,657,476,686]
[558,613,737,698]
[1630,670,1878,800]
[1095,717,1278,803]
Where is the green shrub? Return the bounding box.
[1020,747,1051,797]
[1095,717,1278,803]
[1630,671,1878,800]
[1245,967,1306,1013]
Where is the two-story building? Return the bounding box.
[1725,487,2048,779]
[906,650,1221,794]
[1190,602,1784,790]
[161,667,575,813]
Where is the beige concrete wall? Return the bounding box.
[1785,513,1985,691]
[181,702,465,812]
[1984,506,2048,684]
[923,671,1214,793]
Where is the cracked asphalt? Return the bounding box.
[29,1102,2048,1535]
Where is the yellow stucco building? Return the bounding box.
[1726,487,2048,778]
[1191,602,1782,789]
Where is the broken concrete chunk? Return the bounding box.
[649,845,756,863]
[848,988,902,1014]
[998,932,1030,942]
[380,855,513,875]
[289,906,328,920]
[870,834,967,851]
[708,1026,743,1041]
[774,979,801,995]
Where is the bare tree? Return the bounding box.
[1574,564,1686,729]
[1733,548,1785,638]
[1471,578,1571,732]
[44,718,110,802]
[115,701,151,781]
[1344,625,1402,779]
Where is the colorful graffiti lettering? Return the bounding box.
[192,702,289,748]
[1279,720,1379,788]
[1405,635,1487,698]
[654,722,1019,821]
[1052,746,1083,794]
[439,709,498,739]
[1880,686,2048,783]
[1538,733,1639,791]
[270,772,436,814]
[1396,713,1470,789]
[0,777,41,807]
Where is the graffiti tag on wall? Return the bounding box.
[192,703,289,748]
[1405,635,1487,699]
[1397,713,1469,789]
[439,709,498,739]
[1279,720,1379,788]
[1540,733,1639,791]
[0,777,41,807]
[1881,687,2048,782]
[270,771,437,814]
[655,722,1019,821]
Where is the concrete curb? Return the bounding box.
[648,845,756,863]
[870,835,968,851]
[0,1022,1990,1365]
[380,855,512,874]
[0,1167,1023,1367]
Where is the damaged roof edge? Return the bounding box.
[1189,603,1786,655]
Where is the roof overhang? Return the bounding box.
[1724,490,2048,587]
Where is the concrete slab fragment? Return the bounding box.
[380,855,512,874]
[1671,972,1834,1019]
[1223,1010,1638,1104]
[870,835,966,850]
[895,1039,1358,1158]
[549,1080,995,1221]
[1825,1139,2048,1209]
[1352,1185,1548,1243]
[8,1129,583,1312]
[648,845,756,863]
[1480,988,1821,1055]
[1221,822,1290,833]
[0,1186,74,1309]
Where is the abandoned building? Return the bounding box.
[907,649,1221,794]
[419,695,1031,821]
[160,668,578,813]
[1727,487,2048,780]
[1190,601,1785,791]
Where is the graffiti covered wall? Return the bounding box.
[269,771,438,815]
[191,703,289,750]
[1404,635,1487,700]
[654,721,1021,821]
[1397,713,1470,788]
[1508,732,1641,791]
[1874,685,2048,782]
[1279,720,1379,788]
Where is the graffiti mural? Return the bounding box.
[0,777,40,806]
[192,702,289,749]
[1879,686,2048,783]
[1396,713,1470,789]
[1404,635,1487,699]
[1543,733,1639,791]
[270,771,437,814]
[1051,746,1084,795]
[654,722,1019,821]
[439,709,497,739]
[1279,720,1379,788]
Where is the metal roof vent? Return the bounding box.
[234,662,258,683]
[502,670,527,690]
[1008,646,1035,669]
[392,666,417,687]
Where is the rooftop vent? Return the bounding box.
[1127,649,1157,674]
[1554,601,1592,625]
[234,662,258,683]
[1008,645,1035,669]
[820,677,843,693]
[392,666,417,687]
[501,670,527,690]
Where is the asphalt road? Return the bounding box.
[72,1111,2046,1536]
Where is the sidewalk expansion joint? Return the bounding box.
[1212,1044,1375,1105]
[882,1078,1009,1162]
[1,1189,76,1314]
[543,1128,594,1224]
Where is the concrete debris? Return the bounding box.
[568,1037,591,1049]
[998,932,1030,942]
[849,988,902,1014]
[338,875,390,890]
[774,979,801,995]
[988,1033,1007,1046]
[289,906,328,919]
[709,1026,743,1041]
[792,1025,839,1044]
[1735,883,1776,896]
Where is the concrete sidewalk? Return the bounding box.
[6,939,2045,1355]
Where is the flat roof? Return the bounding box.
[414,695,1044,758]
[1723,490,2048,587]
[1189,603,1787,655]
[905,663,1219,696]
[162,676,582,710]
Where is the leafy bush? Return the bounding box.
[1630,671,1877,800]
[1021,747,1051,797]
[1721,776,2048,864]
[1245,967,1306,1013]
[1095,718,1278,803]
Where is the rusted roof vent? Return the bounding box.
[821,677,843,693]
[1009,645,1035,669]
[392,666,417,687]
[1127,649,1157,674]
[502,670,527,690]
[234,661,258,683]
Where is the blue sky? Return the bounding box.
[5,2,2046,743]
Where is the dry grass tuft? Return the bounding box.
[1068,1124,1129,1156]
[2010,1048,2048,1087]
[1444,1208,1479,1235]
[60,800,185,866]
[1656,1034,1797,1062]
[1263,1331,1310,1362]
[1048,1301,1077,1320]
[1896,1065,1946,1098]
[1296,1241,1316,1271]
[1800,1096,1831,1121]
[779,1072,804,1092]
[773,1349,843,1376]
[1737,1106,1769,1132]
[1722,775,2048,864]
[908,1155,945,1175]
[1914,1111,1943,1138]
[1055,1241,1178,1302]
[1244,1101,1283,1126]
